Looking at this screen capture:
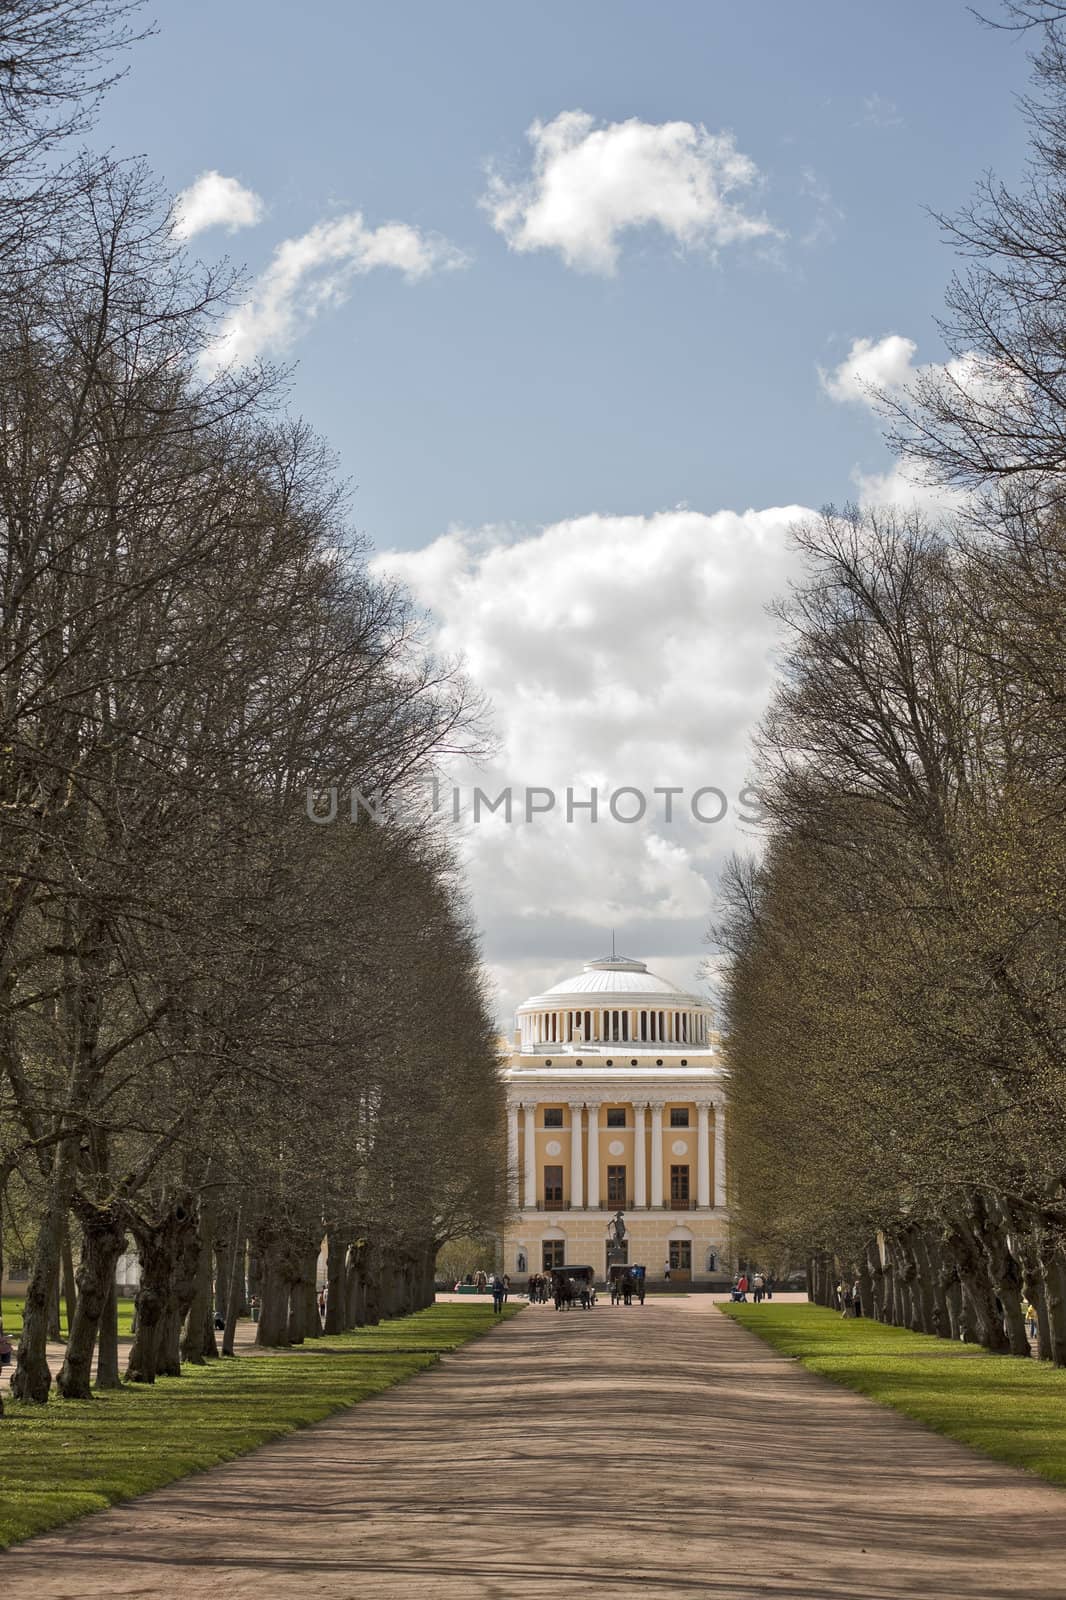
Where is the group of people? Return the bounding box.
[835,1279,864,1318]
[454,1269,512,1312]
[730,1270,775,1304]
[524,1274,554,1303]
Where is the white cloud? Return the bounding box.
[820,333,919,405]
[172,171,265,241]
[481,110,778,275]
[372,504,810,1021]
[821,334,1002,415]
[202,211,466,370]
[851,460,968,516]
[820,334,1001,512]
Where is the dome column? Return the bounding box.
[521,1101,536,1210]
[634,1102,647,1208]
[714,1097,727,1208]
[696,1100,712,1209]
[586,1101,601,1208]
[568,1101,584,1209]
[650,1100,665,1207]
[507,1103,519,1208]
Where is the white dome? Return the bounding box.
[520,956,701,1008]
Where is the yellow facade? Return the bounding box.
[503,955,729,1285]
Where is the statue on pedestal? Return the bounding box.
[606,1209,627,1265]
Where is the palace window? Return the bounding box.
[543,1107,564,1128]
[670,1240,692,1271]
[670,1107,690,1128]
[670,1164,690,1208]
[607,1165,626,1206]
[605,1107,626,1128]
[543,1240,565,1270]
[543,1165,563,1207]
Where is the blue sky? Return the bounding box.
[99,1,1032,550]
[96,2,1037,1015]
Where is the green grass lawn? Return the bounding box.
[1,1300,521,1550]
[721,1300,1066,1487]
[2,1294,136,1339]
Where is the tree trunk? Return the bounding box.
[1004,1199,1051,1360]
[96,1277,121,1389]
[11,1140,78,1402]
[126,1195,195,1384]
[324,1229,346,1334]
[61,1225,78,1338]
[364,1240,382,1326]
[973,1192,1030,1357]
[345,1240,368,1326]
[920,1230,955,1341]
[879,1239,897,1325]
[182,1197,218,1365]
[286,1267,308,1345]
[158,1201,201,1377]
[1036,1219,1066,1367]
[863,1239,885,1321]
[55,1200,126,1399]
[256,1240,291,1347]
[945,1213,1011,1354]
[221,1232,246,1357]
[299,1251,322,1339]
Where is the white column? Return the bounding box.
[586,1102,601,1208]
[522,1102,536,1209]
[507,1102,519,1207]
[569,1102,584,1209]
[714,1100,727,1207]
[634,1102,647,1207]
[650,1101,664,1207]
[696,1100,711,1209]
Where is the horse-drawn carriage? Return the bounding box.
[549,1264,596,1311]
[608,1263,646,1305]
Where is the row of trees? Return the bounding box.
[0,1,505,1417]
[718,5,1066,1360]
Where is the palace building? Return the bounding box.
[502,954,729,1286]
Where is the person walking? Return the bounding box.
[752,1271,765,1305]
[1024,1299,1038,1341]
[491,1273,505,1315]
[736,1272,749,1302]
[0,1322,12,1369]
[663,1259,671,1284]
[317,1287,327,1325]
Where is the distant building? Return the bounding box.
[502,953,729,1285]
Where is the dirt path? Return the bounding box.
[5,1297,1066,1599]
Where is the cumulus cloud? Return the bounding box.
[821,334,996,513]
[821,333,1002,415]
[372,505,811,1021]
[820,333,919,404]
[172,171,265,241]
[202,211,466,369]
[850,460,968,516]
[481,110,777,275]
